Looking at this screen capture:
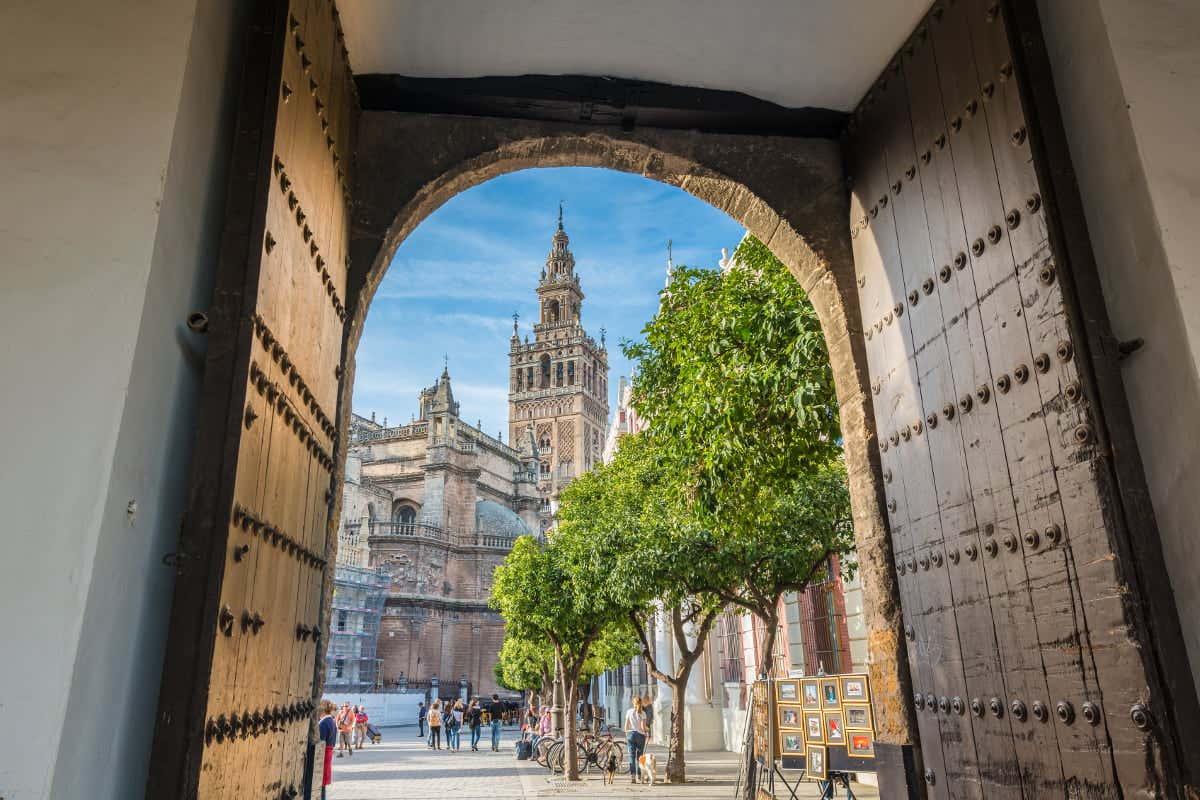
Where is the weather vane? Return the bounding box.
[599,326,607,347]
[558,200,564,229]
[443,353,449,371]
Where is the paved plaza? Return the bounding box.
[326,726,879,800]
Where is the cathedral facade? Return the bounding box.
[335,214,609,697]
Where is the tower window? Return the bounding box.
[568,362,575,385]
[540,355,551,388]
[555,363,564,387]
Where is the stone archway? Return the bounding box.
[340,115,918,773]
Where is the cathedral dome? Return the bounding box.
[475,499,531,540]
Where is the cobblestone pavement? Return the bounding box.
[326,726,879,800]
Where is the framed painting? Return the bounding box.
[779,703,803,729]
[805,744,827,780]
[780,732,806,755]
[848,732,875,758]
[840,674,868,703]
[801,679,821,710]
[820,678,840,709]
[823,711,846,744]
[843,702,873,732]
[776,680,799,703]
[803,712,824,744]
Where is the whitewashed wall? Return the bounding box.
[323,692,426,728]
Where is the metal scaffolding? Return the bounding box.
[324,564,391,692]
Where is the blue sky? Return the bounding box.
[352,166,746,440]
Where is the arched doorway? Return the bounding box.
[146,1,1199,797]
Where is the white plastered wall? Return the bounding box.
[1037,0,1200,697]
[0,1,244,797]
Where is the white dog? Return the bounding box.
[637,752,659,785]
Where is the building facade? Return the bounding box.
[335,370,541,699]
[332,214,610,700]
[509,211,610,529]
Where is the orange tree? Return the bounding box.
[491,535,635,780]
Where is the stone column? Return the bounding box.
[651,602,674,745]
[551,656,565,736]
[682,617,724,751]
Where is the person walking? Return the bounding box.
[428,700,443,750]
[466,699,483,751]
[417,701,427,738]
[624,696,648,784]
[335,703,355,757]
[353,705,368,750]
[449,699,465,751]
[486,694,506,752]
[318,700,337,799]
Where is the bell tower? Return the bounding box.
[508,207,610,532]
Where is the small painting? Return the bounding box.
[801,679,821,709]
[844,703,873,731]
[776,680,799,703]
[781,732,805,755]
[806,744,827,780]
[840,675,868,702]
[820,678,840,709]
[848,732,875,758]
[824,711,846,744]
[779,704,803,729]
[804,712,824,743]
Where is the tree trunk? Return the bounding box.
[564,671,581,780]
[756,608,780,679]
[667,661,692,783]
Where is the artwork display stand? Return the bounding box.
[757,673,875,799]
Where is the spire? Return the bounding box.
[544,204,576,281]
[511,311,520,340]
[665,239,674,288]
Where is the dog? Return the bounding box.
[603,753,618,785]
[637,752,659,785]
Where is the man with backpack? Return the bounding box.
[486,694,506,752]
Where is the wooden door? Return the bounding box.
[846,0,1196,796]
[147,1,355,797]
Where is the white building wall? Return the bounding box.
[0,2,245,798]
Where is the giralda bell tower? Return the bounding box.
[508,207,610,533]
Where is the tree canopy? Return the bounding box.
[623,234,842,532]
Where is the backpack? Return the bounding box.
[515,739,533,760]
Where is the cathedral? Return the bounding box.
[335,213,608,697]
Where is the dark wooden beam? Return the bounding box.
[354,74,847,138]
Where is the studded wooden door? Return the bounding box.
[846,0,1195,797]
[147,1,355,797]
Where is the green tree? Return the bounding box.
[556,431,722,784]
[494,632,552,700]
[491,535,635,780]
[623,234,841,532]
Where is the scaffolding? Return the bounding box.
[324,564,391,692]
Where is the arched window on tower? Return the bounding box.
[547,299,560,324]
[555,363,564,387]
[567,362,575,385]
[526,366,533,388]
[539,355,551,388]
[514,370,523,392]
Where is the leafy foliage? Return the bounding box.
[623,235,841,530]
